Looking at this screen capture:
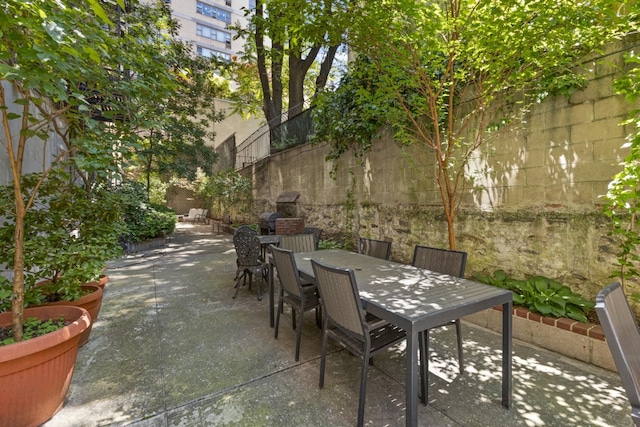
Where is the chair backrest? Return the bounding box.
[311,259,367,339]
[270,245,303,298]
[358,237,392,260]
[233,232,261,267]
[596,282,640,411]
[279,234,316,253]
[234,225,257,236]
[186,208,199,217]
[303,227,323,249]
[411,245,467,278]
[199,209,208,218]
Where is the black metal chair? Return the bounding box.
[271,245,322,361]
[358,237,392,260]
[311,259,423,427]
[412,245,467,384]
[596,282,640,426]
[233,226,258,279]
[232,232,267,300]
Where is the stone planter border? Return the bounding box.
[464,305,616,372]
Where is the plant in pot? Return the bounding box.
[0,1,186,425]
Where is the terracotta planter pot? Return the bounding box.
[41,284,103,347]
[85,274,109,291]
[0,305,91,427]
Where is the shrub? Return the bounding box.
[475,270,594,323]
[117,181,176,244]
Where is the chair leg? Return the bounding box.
[455,319,464,374]
[295,304,304,362]
[315,306,322,328]
[275,291,284,339]
[358,348,371,427]
[256,274,263,301]
[419,330,429,405]
[232,275,243,299]
[319,319,329,388]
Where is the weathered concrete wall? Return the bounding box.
[242,35,640,301]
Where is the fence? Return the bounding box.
[235,105,315,170]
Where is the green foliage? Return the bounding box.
[311,57,388,174]
[603,48,640,301]
[0,0,198,340]
[202,169,252,222]
[117,181,176,244]
[336,0,627,249]
[0,316,67,346]
[229,0,348,128]
[317,238,348,250]
[0,170,125,310]
[476,270,595,322]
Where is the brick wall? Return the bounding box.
[275,218,304,235]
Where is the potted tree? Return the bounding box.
[0,1,186,424]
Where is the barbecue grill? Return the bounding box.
[259,212,284,235]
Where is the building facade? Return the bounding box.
[163,0,255,62]
[155,1,263,149]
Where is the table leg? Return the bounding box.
[405,329,419,427]
[269,260,275,328]
[502,300,513,409]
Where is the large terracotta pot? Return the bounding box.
[86,274,109,291]
[0,305,91,427]
[41,284,103,347]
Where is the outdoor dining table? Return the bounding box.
[257,234,280,260]
[267,249,513,427]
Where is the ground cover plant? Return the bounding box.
[475,269,595,323]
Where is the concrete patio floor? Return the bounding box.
[45,222,635,426]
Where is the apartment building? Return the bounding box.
[163,0,255,61]
[158,0,263,149]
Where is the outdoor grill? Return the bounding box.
[259,212,284,235]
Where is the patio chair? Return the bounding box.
[271,245,322,361]
[233,226,258,279]
[234,225,257,236]
[232,232,267,300]
[311,259,424,427]
[358,237,392,260]
[412,245,467,381]
[303,227,323,249]
[182,208,202,223]
[195,209,208,224]
[596,282,640,427]
[279,233,316,253]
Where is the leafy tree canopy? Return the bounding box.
[315,0,630,249]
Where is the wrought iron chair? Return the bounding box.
[412,245,467,386]
[358,237,392,260]
[232,232,267,300]
[596,282,640,426]
[233,226,258,279]
[311,259,424,427]
[271,245,322,361]
[279,233,316,253]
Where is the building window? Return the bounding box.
[196,1,232,24]
[197,46,231,61]
[196,24,232,45]
[249,0,256,9]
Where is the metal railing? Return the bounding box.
[235,103,314,170]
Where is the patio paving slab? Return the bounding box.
[45,222,635,426]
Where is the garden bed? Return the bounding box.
[464,306,615,372]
